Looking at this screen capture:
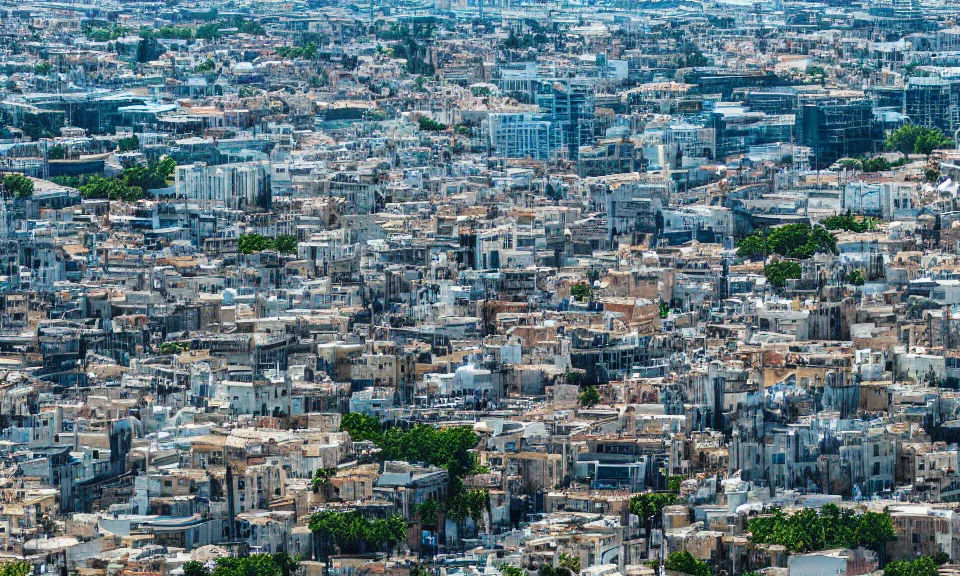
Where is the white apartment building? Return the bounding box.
[175,162,271,210]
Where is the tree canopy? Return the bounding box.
[0,561,31,576]
[664,551,711,576]
[570,283,591,302]
[238,233,298,254]
[416,498,441,529]
[747,505,896,554]
[418,117,447,131]
[311,467,336,492]
[338,413,481,493]
[822,213,878,233]
[379,424,480,483]
[206,554,298,576]
[764,260,802,288]
[629,492,677,528]
[846,269,866,286]
[578,385,601,407]
[79,175,142,202]
[309,511,405,555]
[118,136,139,152]
[558,554,580,574]
[883,556,939,576]
[2,173,33,199]
[886,125,954,155]
[182,561,209,576]
[340,412,384,443]
[737,223,836,261]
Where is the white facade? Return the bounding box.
[841,181,916,220]
[175,162,270,210]
[488,113,552,161]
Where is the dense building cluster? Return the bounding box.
[6,1,960,576]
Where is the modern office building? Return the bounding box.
[175,162,271,210]
[797,93,875,168]
[487,113,553,161]
[536,80,595,161]
[904,76,958,133]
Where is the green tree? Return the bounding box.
[748,505,895,555]
[309,511,406,556]
[159,342,188,354]
[659,300,670,319]
[446,488,488,535]
[682,49,710,67]
[118,136,139,152]
[86,24,127,41]
[836,158,863,170]
[737,234,768,260]
[855,510,898,553]
[48,145,65,160]
[154,156,177,181]
[311,467,336,492]
[79,175,142,202]
[235,18,266,35]
[417,498,441,529]
[465,488,488,525]
[50,175,90,187]
[0,561,31,576]
[340,412,383,443]
[378,425,480,487]
[146,26,194,39]
[499,566,525,576]
[886,125,954,155]
[822,213,877,233]
[195,24,223,40]
[238,233,276,254]
[183,562,211,576]
[0,563,27,576]
[271,553,299,576]
[2,173,33,199]
[664,551,711,576]
[667,475,685,493]
[765,224,811,258]
[578,385,601,407]
[846,270,866,286]
[886,124,923,154]
[418,117,447,131]
[914,129,954,155]
[275,234,298,254]
[807,225,837,255]
[883,556,938,576]
[862,157,891,172]
[570,283,591,302]
[764,261,801,288]
[630,492,677,531]
[763,223,835,259]
[34,62,52,75]
[195,59,216,73]
[213,555,282,576]
[558,554,580,575]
